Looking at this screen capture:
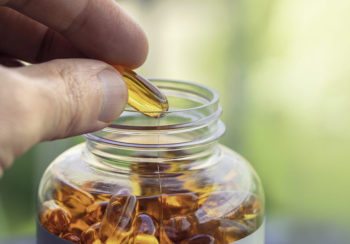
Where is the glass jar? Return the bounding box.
[37,80,265,244]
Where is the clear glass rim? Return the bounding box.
[84,80,224,148]
[123,79,219,113]
[108,79,221,130]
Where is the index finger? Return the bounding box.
[4,0,148,68]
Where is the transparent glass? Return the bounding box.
[37,81,265,244]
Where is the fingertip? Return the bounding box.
[130,26,149,68]
[98,68,128,123]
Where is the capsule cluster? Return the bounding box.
[39,180,262,244]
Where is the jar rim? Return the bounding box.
[108,79,221,130]
[84,80,225,149]
[124,79,219,114]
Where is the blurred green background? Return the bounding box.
[1,0,350,242]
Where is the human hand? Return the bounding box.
[0,0,148,176]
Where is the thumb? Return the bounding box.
[0,59,127,175]
[16,59,128,139]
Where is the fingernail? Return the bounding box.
[98,69,127,123]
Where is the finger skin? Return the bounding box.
[0,7,82,63]
[4,0,148,68]
[0,59,127,175]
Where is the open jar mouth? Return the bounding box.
[109,80,221,130]
[85,80,225,149]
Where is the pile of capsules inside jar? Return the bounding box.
[38,69,263,243]
[39,178,263,244]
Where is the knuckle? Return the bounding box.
[35,28,56,63]
[51,60,84,136]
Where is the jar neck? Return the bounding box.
[83,140,222,175]
[83,80,225,174]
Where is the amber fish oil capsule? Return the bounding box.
[114,65,169,118]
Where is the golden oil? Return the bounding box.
[114,66,169,118]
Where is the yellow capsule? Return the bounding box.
[114,66,169,118]
[84,201,109,225]
[217,220,251,243]
[136,196,162,220]
[60,233,81,243]
[99,189,137,241]
[53,180,95,218]
[159,225,174,244]
[81,222,102,244]
[67,219,89,236]
[162,193,198,219]
[180,234,216,244]
[133,213,158,235]
[39,200,72,235]
[105,230,131,244]
[163,216,197,242]
[133,234,159,244]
